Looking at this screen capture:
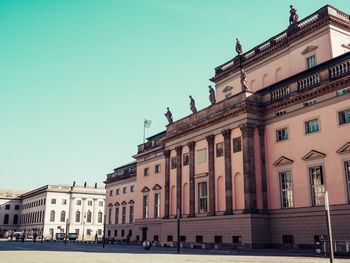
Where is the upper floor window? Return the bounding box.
[171,157,177,169]
[336,88,350,96]
[279,171,293,208]
[198,182,208,213]
[98,212,103,223]
[62,199,67,205]
[5,205,10,210]
[60,211,65,222]
[310,166,325,206]
[216,142,223,157]
[143,195,149,219]
[123,187,127,194]
[14,205,19,210]
[305,118,319,134]
[115,207,119,224]
[338,109,350,125]
[276,128,288,142]
[129,206,134,223]
[197,149,206,163]
[306,55,316,69]
[109,190,113,196]
[233,137,242,153]
[144,167,150,176]
[155,164,161,173]
[304,99,316,107]
[275,109,287,117]
[98,201,103,207]
[116,188,120,195]
[88,200,92,206]
[130,185,135,192]
[51,199,56,204]
[76,200,82,205]
[154,193,161,218]
[87,211,92,223]
[75,211,81,223]
[183,153,189,166]
[122,207,126,224]
[345,161,350,203]
[50,210,55,222]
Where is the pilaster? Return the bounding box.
[258,125,268,211]
[175,146,183,218]
[206,135,215,216]
[163,150,170,219]
[222,129,233,215]
[188,141,195,217]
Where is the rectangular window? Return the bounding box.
[306,55,316,69]
[88,200,92,206]
[232,236,242,244]
[116,188,120,195]
[98,229,102,235]
[282,235,294,244]
[196,235,203,243]
[216,142,223,157]
[154,235,159,242]
[5,205,10,210]
[279,171,293,208]
[167,235,173,242]
[310,166,325,206]
[171,157,177,169]
[183,153,189,166]
[99,201,103,207]
[62,199,67,205]
[109,190,113,196]
[144,167,149,176]
[233,137,242,153]
[276,128,288,142]
[154,193,160,218]
[108,208,112,224]
[304,99,317,107]
[114,230,117,237]
[76,200,81,205]
[115,207,119,224]
[123,187,127,194]
[338,109,350,125]
[129,206,134,223]
[51,199,56,204]
[336,88,350,96]
[15,205,19,210]
[197,149,206,163]
[121,229,125,237]
[180,235,186,242]
[86,229,92,236]
[275,109,287,116]
[215,236,223,244]
[155,164,161,173]
[198,182,208,213]
[130,185,135,192]
[122,207,126,224]
[107,230,111,237]
[143,195,149,219]
[344,161,350,202]
[305,118,319,134]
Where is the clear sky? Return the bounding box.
[1,0,349,191]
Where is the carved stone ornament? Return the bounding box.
[240,69,248,92]
[165,107,173,124]
[235,38,243,55]
[189,95,197,113]
[209,85,216,105]
[239,123,255,137]
[289,5,298,25]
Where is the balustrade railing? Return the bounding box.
[298,74,320,91]
[329,60,350,78]
[271,86,290,102]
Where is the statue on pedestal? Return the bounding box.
[189,95,197,113]
[235,38,243,55]
[209,85,216,105]
[165,107,173,124]
[241,69,248,92]
[289,5,298,25]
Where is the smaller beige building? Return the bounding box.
[0,190,24,237]
[20,183,105,240]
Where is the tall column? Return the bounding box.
[175,146,182,217]
[258,125,268,211]
[93,198,97,224]
[163,150,170,219]
[222,129,233,215]
[206,135,215,216]
[188,142,195,217]
[240,123,257,213]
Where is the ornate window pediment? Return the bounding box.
[152,184,162,191]
[141,186,150,193]
[128,200,135,204]
[121,201,127,206]
[336,142,350,154]
[301,46,318,55]
[302,150,326,161]
[273,156,294,166]
[108,203,113,207]
[114,202,120,206]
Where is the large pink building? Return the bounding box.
[104,5,350,249]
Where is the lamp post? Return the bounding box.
[177,207,180,254]
[325,191,334,263]
[103,214,106,248]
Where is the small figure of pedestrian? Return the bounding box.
[33,232,37,243]
[10,231,13,241]
[95,233,98,244]
[21,233,25,243]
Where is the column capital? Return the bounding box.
[221,129,231,139]
[239,123,255,137]
[163,150,170,158]
[175,146,182,155]
[206,134,215,144]
[187,141,195,151]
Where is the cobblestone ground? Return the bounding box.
[0,241,349,263]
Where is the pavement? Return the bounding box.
[0,240,349,263]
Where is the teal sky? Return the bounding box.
[1,0,349,190]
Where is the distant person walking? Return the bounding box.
[33,232,37,243]
[21,233,25,243]
[95,233,98,244]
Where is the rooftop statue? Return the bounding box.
[235,38,243,55]
[289,5,298,25]
[209,85,216,105]
[241,69,248,92]
[165,107,173,124]
[189,95,197,113]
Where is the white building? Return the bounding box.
[19,183,105,240]
[0,190,24,237]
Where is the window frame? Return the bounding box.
[306,55,316,69]
[154,192,161,218]
[337,108,350,126]
[143,195,149,219]
[275,127,289,142]
[144,167,150,176]
[155,164,161,173]
[309,165,326,206]
[278,170,294,208]
[304,117,320,135]
[197,181,208,213]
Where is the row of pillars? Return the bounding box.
[163,123,268,219]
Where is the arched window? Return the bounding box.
[60,211,65,222]
[4,214,9,225]
[98,212,103,223]
[13,214,18,225]
[50,210,55,222]
[75,211,80,223]
[86,211,92,223]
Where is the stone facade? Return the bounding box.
[105,5,350,249]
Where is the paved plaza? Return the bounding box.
[0,241,349,263]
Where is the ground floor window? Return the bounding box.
[214,236,223,244]
[196,235,203,243]
[310,166,325,206]
[232,236,242,244]
[167,235,173,242]
[282,235,294,244]
[198,182,208,213]
[279,171,293,208]
[345,161,350,202]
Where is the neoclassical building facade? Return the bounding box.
[105,5,350,248]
